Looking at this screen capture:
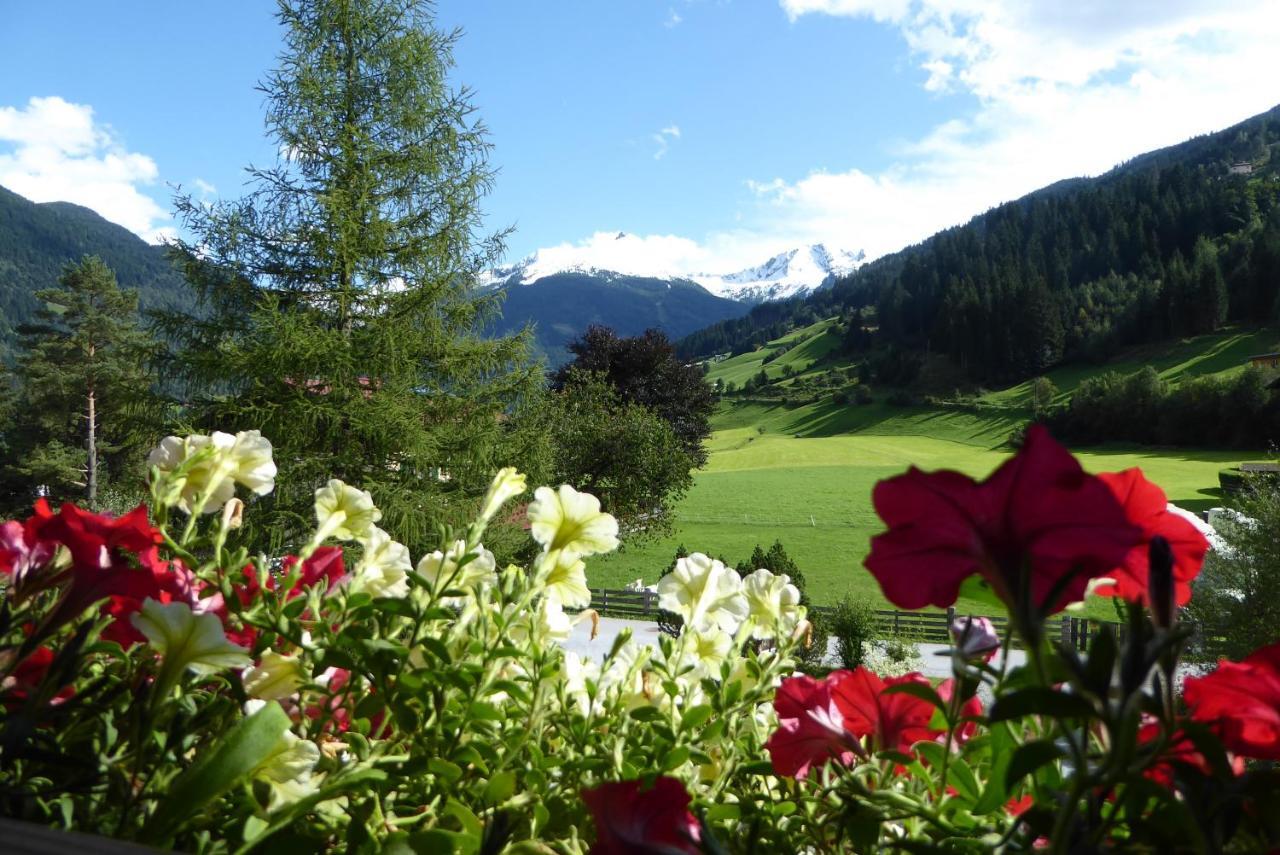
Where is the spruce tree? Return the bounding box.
[7,256,156,508]
[160,0,542,552]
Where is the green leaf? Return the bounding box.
[662,746,691,771]
[143,701,290,842]
[629,706,663,722]
[429,758,463,783]
[679,704,714,733]
[971,723,1015,814]
[949,758,982,803]
[444,798,484,838]
[484,770,517,804]
[1005,740,1065,789]
[406,829,479,854]
[988,687,1095,722]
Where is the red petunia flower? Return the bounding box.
[1136,716,1245,787]
[1183,640,1280,761]
[2,647,75,709]
[865,425,1141,613]
[581,777,701,855]
[1093,470,1209,609]
[936,678,984,745]
[21,502,195,642]
[833,667,942,754]
[280,547,346,597]
[765,672,860,779]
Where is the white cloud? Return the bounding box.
[0,96,172,242]
[652,124,682,159]
[193,177,217,196]
[739,0,1280,261]
[664,7,683,28]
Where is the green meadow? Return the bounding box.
[590,399,1247,613]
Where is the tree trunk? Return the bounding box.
[86,383,97,508]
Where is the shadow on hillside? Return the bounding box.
[751,400,1019,444]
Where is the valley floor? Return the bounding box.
[591,401,1246,612]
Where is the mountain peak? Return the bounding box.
[481,237,866,304]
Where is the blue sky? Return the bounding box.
[2,1,1279,274]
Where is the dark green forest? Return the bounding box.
[680,104,1280,384]
[0,185,195,359]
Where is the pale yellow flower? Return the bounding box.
[742,568,805,640]
[245,700,321,809]
[313,479,381,542]
[350,527,411,598]
[242,650,306,700]
[534,549,591,609]
[681,627,735,682]
[526,485,619,556]
[131,599,251,675]
[148,430,277,514]
[416,540,496,602]
[480,467,527,523]
[656,553,749,634]
[510,597,574,644]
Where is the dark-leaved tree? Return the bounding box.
[542,370,694,539]
[552,326,715,467]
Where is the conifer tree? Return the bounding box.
[6,256,156,508]
[161,0,542,552]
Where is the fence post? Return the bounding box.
[600,590,607,613]
[1060,616,1070,647]
[946,606,956,628]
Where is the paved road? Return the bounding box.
[560,616,1027,679]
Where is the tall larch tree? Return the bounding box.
[6,256,156,509]
[160,0,543,552]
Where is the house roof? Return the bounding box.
[1248,352,1280,360]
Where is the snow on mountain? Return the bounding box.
[694,244,866,302]
[481,234,865,303]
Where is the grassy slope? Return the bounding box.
[591,326,1272,613]
[982,327,1280,406]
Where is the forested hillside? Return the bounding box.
[681,104,1280,383]
[0,185,193,358]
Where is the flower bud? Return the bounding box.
[479,467,527,523]
[1147,535,1176,629]
[949,615,1000,661]
[221,497,245,531]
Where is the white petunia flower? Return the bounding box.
[479,467,527,523]
[221,430,277,497]
[148,430,277,514]
[680,627,735,682]
[657,553,749,634]
[742,568,805,640]
[526,485,619,556]
[245,700,322,809]
[416,540,496,603]
[510,597,574,645]
[350,527,411,598]
[313,479,381,542]
[131,599,251,675]
[561,651,602,716]
[242,650,306,700]
[534,549,591,609]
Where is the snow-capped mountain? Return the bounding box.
[694,244,866,302]
[481,235,865,304]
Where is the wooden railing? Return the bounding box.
[586,588,1114,652]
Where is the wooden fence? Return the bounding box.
[587,588,1111,652]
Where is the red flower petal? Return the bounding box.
[1094,469,1209,608]
[766,672,858,779]
[581,777,701,855]
[831,667,941,754]
[865,426,1140,613]
[1184,640,1280,761]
